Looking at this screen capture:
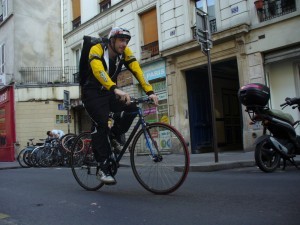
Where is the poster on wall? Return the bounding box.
[0,86,16,162]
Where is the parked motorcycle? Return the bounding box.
[238,83,300,172]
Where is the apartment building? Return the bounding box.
[0,0,76,161]
[0,0,299,161]
[63,0,299,154]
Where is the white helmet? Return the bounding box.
[108,27,131,40]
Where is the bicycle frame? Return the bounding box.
[115,107,155,163]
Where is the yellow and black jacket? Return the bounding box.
[85,43,154,95]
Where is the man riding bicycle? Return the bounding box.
[81,27,158,184]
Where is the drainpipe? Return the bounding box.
[61,0,65,82]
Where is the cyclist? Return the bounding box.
[47,129,65,139]
[81,27,158,184]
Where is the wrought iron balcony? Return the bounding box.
[19,66,78,85]
[72,16,81,29]
[141,41,159,60]
[192,18,217,40]
[99,0,111,12]
[255,0,296,22]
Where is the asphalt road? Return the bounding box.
[0,166,299,225]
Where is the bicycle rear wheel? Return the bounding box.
[60,133,77,153]
[17,148,31,168]
[130,122,189,194]
[70,132,104,191]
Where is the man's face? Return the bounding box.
[113,37,130,54]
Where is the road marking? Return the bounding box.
[0,213,10,219]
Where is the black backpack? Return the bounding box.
[78,36,108,86]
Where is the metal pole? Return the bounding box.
[206,49,218,163]
[67,108,70,134]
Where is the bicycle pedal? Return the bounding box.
[104,181,117,186]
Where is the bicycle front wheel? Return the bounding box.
[70,132,104,191]
[130,122,190,194]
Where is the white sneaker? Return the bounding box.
[98,171,116,185]
[96,163,116,185]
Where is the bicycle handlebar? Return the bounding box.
[109,97,154,120]
[280,97,300,107]
[130,97,154,104]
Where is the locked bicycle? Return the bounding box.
[70,97,190,194]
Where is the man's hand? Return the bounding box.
[114,88,131,105]
[148,94,159,106]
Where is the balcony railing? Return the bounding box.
[99,0,111,12]
[192,19,217,41]
[256,0,296,22]
[19,66,78,85]
[72,16,81,29]
[209,19,217,33]
[141,41,159,60]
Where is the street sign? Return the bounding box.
[196,9,207,43]
[63,90,70,110]
[195,8,213,55]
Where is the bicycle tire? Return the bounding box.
[130,122,190,194]
[70,132,104,191]
[17,148,31,168]
[23,148,34,167]
[60,133,77,153]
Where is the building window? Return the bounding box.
[0,44,5,74]
[140,8,159,59]
[99,0,111,12]
[1,0,7,20]
[195,0,217,33]
[256,0,296,22]
[74,48,80,70]
[72,0,81,29]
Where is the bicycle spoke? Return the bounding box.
[70,132,104,191]
[131,123,189,194]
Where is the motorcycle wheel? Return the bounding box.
[255,140,281,172]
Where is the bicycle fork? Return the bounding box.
[143,125,163,163]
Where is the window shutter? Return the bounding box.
[72,0,81,19]
[140,8,158,45]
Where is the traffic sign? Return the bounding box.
[63,90,70,110]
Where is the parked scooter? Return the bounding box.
[238,83,300,172]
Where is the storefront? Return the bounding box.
[141,60,169,124]
[0,86,16,162]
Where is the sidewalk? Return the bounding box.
[0,150,256,172]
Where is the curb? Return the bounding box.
[0,166,23,170]
[189,161,256,172]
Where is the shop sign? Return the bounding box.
[152,80,166,92]
[157,92,167,101]
[143,107,157,115]
[160,115,169,124]
[143,60,166,81]
[159,130,171,149]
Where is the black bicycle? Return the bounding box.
[70,97,190,194]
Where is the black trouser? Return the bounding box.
[82,88,138,163]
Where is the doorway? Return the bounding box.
[186,59,242,153]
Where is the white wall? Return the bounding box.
[267,61,300,134]
[15,86,80,102]
[81,0,99,23]
[13,0,62,82]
